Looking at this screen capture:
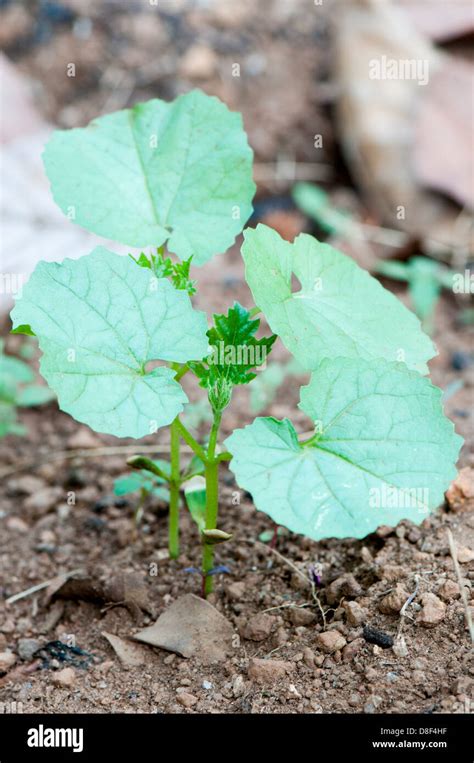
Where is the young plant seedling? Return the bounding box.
[0,340,55,437]
[11,90,462,597]
[114,458,171,531]
[375,256,456,334]
[292,181,407,247]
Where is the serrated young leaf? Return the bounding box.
[10,247,209,438]
[225,358,462,540]
[10,324,35,337]
[133,250,196,295]
[189,302,277,388]
[241,225,435,374]
[43,90,255,265]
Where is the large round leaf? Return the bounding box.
[225,358,462,539]
[241,225,435,374]
[43,90,255,265]
[10,248,209,438]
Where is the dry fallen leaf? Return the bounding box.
[133,593,235,664]
[50,570,152,620]
[102,632,147,667]
[395,0,474,43]
[334,0,473,256]
[415,57,474,209]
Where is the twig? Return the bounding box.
[254,541,310,587]
[396,575,420,641]
[310,579,327,630]
[262,602,312,614]
[5,568,83,605]
[447,529,474,645]
[254,540,328,628]
[0,443,194,480]
[0,659,41,687]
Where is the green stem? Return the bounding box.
[217,451,232,462]
[169,418,181,559]
[202,411,222,596]
[208,412,221,461]
[203,459,219,596]
[175,419,208,463]
[174,364,190,382]
[300,433,321,447]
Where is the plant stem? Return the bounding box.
[202,459,219,596]
[168,418,181,559]
[202,412,222,596]
[174,364,190,382]
[175,418,208,462]
[208,412,221,462]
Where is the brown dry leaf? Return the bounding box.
[37,600,65,635]
[133,593,235,664]
[395,0,474,43]
[334,0,473,256]
[0,659,41,688]
[102,632,147,668]
[415,57,474,210]
[50,570,152,620]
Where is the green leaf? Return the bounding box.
[0,403,26,437]
[133,250,196,295]
[10,247,209,438]
[16,385,56,407]
[43,90,255,265]
[0,344,55,436]
[114,461,170,499]
[114,474,154,496]
[183,476,207,531]
[183,453,206,479]
[0,352,34,384]
[10,324,35,337]
[377,256,448,322]
[242,225,435,374]
[189,302,276,388]
[292,182,352,235]
[225,358,462,540]
[376,260,410,282]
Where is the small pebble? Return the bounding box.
[176,691,198,708]
[52,667,75,688]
